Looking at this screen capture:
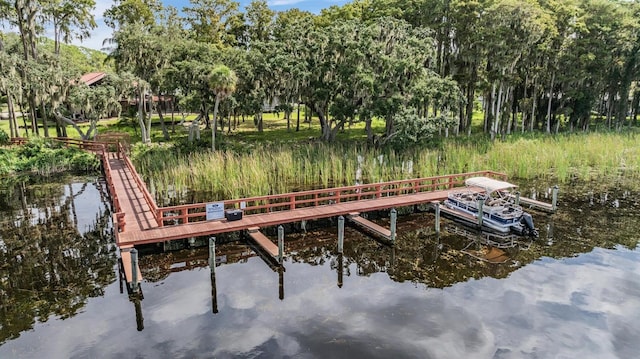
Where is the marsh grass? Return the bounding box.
[134,132,640,203]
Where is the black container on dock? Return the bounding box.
[225,209,243,221]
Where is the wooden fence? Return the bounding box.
[157,170,507,227]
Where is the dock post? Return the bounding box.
[337,254,344,288]
[433,202,441,234]
[133,297,144,331]
[390,208,397,242]
[477,199,484,227]
[337,216,345,253]
[552,185,559,212]
[278,267,284,300]
[208,237,216,272]
[131,248,139,293]
[278,225,285,264]
[209,237,218,314]
[515,191,521,206]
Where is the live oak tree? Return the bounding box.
[3,0,640,144]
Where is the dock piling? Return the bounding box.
[278,225,285,264]
[337,254,344,288]
[133,297,144,331]
[338,216,345,253]
[209,237,219,313]
[390,209,397,242]
[477,199,485,227]
[208,237,216,272]
[433,202,441,234]
[278,267,284,300]
[131,248,139,293]
[515,191,521,206]
[552,185,559,212]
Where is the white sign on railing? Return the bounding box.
[206,202,225,221]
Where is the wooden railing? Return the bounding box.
[9,137,28,145]
[10,136,117,151]
[11,136,132,231]
[10,137,509,233]
[117,142,161,226]
[157,170,507,227]
[99,144,127,232]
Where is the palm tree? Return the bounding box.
[209,64,237,151]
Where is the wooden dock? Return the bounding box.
[512,195,556,212]
[89,138,506,249]
[13,138,512,285]
[247,227,279,257]
[348,212,393,241]
[438,204,483,231]
[120,246,143,284]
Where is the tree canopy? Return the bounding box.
[2,0,640,146]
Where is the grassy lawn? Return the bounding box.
[1,110,388,146]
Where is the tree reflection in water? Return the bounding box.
[137,181,640,304]
[0,177,116,344]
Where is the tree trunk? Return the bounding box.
[507,86,514,135]
[54,111,90,140]
[157,105,170,141]
[286,107,291,131]
[138,87,148,143]
[7,94,17,138]
[464,70,476,135]
[19,101,29,137]
[616,52,637,129]
[365,117,374,144]
[605,91,613,130]
[329,119,346,142]
[29,97,38,136]
[631,90,640,127]
[546,72,555,134]
[313,103,330,141]
[40,100,49,137]
[296,103,301,132]
[145,99,153,143]
[522,76,528,133]
[188,113,202,142]
[257,111,264,132]
[384,114,394,139]
[211,94,221,151]
[488,84,496,139]
[530,79,538,132]
[492,82,504,140]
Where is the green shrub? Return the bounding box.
[1,138,100,176]
[0,129,9,146]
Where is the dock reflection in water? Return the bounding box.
[1,177,640,358]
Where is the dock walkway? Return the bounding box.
[11,137,507,248]
[100,144,503,247]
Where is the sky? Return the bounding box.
[75,0,350,51]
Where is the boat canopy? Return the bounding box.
[465,177,517,193]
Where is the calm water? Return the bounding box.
[0,176,639,359]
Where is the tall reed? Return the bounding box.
[133,132,640,203]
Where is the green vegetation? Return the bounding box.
[134,132,640,203]
[0,138,100,177]
[4,0,640,147]
[2,0,640,201]
[0,128,8,145]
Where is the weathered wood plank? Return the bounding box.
[247,230,279,257]
[348,215,392,240]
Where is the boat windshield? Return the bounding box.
[465,177,517,194]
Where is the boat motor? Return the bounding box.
[520,213,538,237]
